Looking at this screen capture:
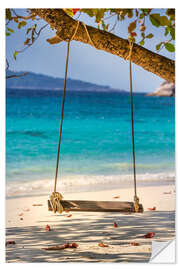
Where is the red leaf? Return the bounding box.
[147,207,156,211]
[131,32,137,37]
[144,232,155,238]
[45,225,51,231]
[98,242,109,247]
[113,222,118,228]
[72,9,79,15]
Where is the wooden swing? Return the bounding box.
[48,22,143,214]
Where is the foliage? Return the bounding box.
[65,8,175,52]
[5,8,175,65]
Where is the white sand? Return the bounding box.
[6,184,175,263]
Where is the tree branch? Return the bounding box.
[6,72,28,79]
[30,9,175,83]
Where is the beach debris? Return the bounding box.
[144,232,155,238]
[130,242,140,246]
[6,240,16,247]
[71,242,78,248]
[113,222,118,228]
[66,214,72,218]
[113,195,120,199]
[98,242,109,247]
[23,207,30,212]
[45,224,51,231]
[18,213,24,216]
[32,203,43,206]
[20,218,23,220]
[65,209,70,213]
[43,242,78,250]
[163,191,172,195]
[147,207,156,211]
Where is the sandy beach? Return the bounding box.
[6,184,175,263]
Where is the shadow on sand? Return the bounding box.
[6,210,175,263]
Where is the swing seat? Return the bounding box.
[48,199,143,213]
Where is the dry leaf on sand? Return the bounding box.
[113,222,118,228]
[144,232,155,238]
[98,242,109,247]
[113,195,120,199]
[6,241,16,247]
[130,242,140,246]
[45,225,51,231]
[147,207,156,211]
[43,242,78,250]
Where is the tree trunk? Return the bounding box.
[30,9,175,83]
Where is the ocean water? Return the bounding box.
[6,88,175,197]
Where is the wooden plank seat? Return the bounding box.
[48,199,144,213]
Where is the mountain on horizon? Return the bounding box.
[6,70,126,92]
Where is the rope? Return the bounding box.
[53,21,96,194]
[127,41,139,213]
[50,23,81,213]
[81,22,96,48]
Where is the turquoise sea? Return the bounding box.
[6,88,175,197]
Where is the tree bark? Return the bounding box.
[30,9,175,83]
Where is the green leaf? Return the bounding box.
[14,17,19,23]
[160,16,169,26]
[127,9,133,18]
[20,21,27,27]
[13,50,18,60]
[64,9,74,17]
[164,42,175,52]
[164,26,170,36]
[170,27,175,40]
[18,21,27,29]
[149,14,161,27]
[95,9,106,23]
[146,33,154,39]
[139,39,145,46]
[6,32,10,36]
[82,9,94,17]
[7,27,14,33]
[139,13,145,19]
[128,20,137,33]
[156,42,163,51]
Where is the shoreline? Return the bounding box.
[6,171,175,199]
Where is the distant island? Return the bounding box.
[6,70,126,93]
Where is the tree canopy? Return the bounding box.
[6,8,175,82]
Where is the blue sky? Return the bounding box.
[6,9,175,92]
